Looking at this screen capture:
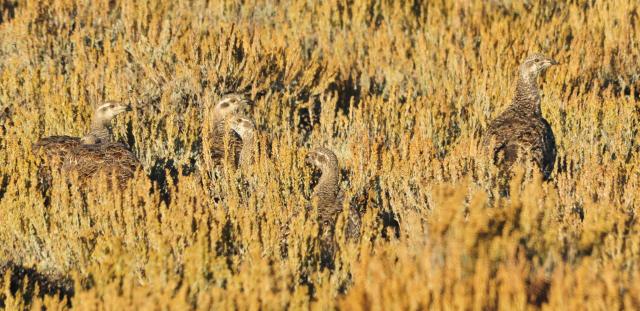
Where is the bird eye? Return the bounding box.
[220,102,229,108]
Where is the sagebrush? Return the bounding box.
[1,0,639,310]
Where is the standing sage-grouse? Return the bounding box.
[33,102,131,189]
[482,53,559,180]
[208,94,249,167]
[305,147,362,265]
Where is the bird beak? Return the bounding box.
[304,154,313,165]
[547,58,559,66]
[114,104,131,114]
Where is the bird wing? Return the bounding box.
[337,189,363,241]
[32,136,83,193]
[483,111,526,167]
[33,136,82,161]
[63,142,141,188]
[209,122,244,166]
[485,110,557,179]
[531,118,556,179]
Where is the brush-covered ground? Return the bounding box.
[0,0,639,309]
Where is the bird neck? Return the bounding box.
[87,119,112,143]
[512,74,542,116]
[211,111,232,128]
[238,132,255,168]
[212,114,234,138]
[313,166,339,219]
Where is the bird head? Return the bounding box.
[214,94,249,120]
[93,101,132,125]
[229,116,255,139]
[305,147,339,171]
[519,53,559,81]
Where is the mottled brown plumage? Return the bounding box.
[33,102,131,189]
[62,142,141,189]
[229,116,256,169]
[33,102,131,157]
[33,135,82,164]
[482,53,558,180]
[208,94,249,167]
[305,148,362,263]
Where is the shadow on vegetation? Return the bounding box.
[133,113,199,205]
[148,157,195,205]
[0,261,74,308]
[525,274,551,307]
[563,77,640,102]
[330,73,389,115]
[215,218,241,271]
[600,79,640,101]
[0,0,16,24]
[378,209,401,240]
[0,173,7,202]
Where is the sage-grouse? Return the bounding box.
[305,147,362,265]
[62,141,141,189]
[208,94,249,167]
[482,53,558,180]
[229,116,256,169]
[33,102,131,189]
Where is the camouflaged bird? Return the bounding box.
[208,94,249,167]
[229,115,256,169]
[33,102,131,159]
[62,141,141,189]
[33,102,131,189]
[304,147,363,264]
[483,53,559,180]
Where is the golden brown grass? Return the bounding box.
[1,0,640,309]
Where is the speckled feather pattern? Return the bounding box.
[33,136,83,162]
[209,120,244,167]
[483,63,557,180]
[305,148,364,262]
[62,142,141,189]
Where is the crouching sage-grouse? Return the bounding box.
[482,53,559,180]
[33,101,140,189]
[33,102,130,162]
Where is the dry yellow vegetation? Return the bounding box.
[1,0,639,309]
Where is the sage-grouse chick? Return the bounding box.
[305,147,362,265]
[229,116,256,169]
[33,102,131,189]
[208,94,249,167]
[62,142,141,189]
[482,53,559,180]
